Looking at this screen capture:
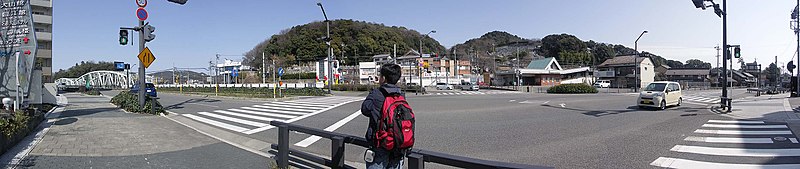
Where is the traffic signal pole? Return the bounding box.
[722,0,731,111]
[138,20,146,107]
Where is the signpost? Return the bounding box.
[137,8,148,21]
[0,0,38,110]
[137,47,156,68]
[278,67,283,97]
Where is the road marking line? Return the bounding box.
[243,98,364,135]
[184,114,249,132]
[701,124,788,129]
[260,103,326,110]
[542,101,550,104]
[228,108,298,119]
[670,145,800,157]
[213,110,285,122]
[269,101,333,107]
[294,110,362,147]
[707,120,764,124]
[559,103,566,107]
[185,102,220,108]
[694,129,793,135]
[250,104,317,112]
[282,100,337,106]
[240,106,308,116]
[198,112,268,127]
[682,101,707,105]
[684,136,798,143]
[250,105,318,114]
[650,157,800,169]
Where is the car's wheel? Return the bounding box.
[659,100,666,110]
[677,98,682,106]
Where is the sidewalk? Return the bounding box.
[712,93,800,122]
[7,93,271,169]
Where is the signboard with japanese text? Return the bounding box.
[0,0,37,97]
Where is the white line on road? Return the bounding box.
[198,112,268,127]
[559,103,566,108]
[228,108,298,119]
[185,102,220,108]
[249,105,311,115]
[294,110,362,147]
[213,110,284,122]
[259,103,326,110]
[253,104,317,112]
[701,124,788,129]
[242,98,364,135]
[651,157,800,169]
[542,101,550,104]
[670,145,800,157]
[684,136,798,144]
[694,129,793,135]
[707,120,765,124]
[184,114,248,132]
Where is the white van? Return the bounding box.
[593,80,611,88]
[638,81,682,110]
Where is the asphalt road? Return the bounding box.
[101,88,778,168]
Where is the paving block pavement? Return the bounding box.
[11,93,271,169]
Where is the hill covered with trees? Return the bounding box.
[53,61,116,79]
[243,19,447,69]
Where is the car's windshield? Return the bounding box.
[145,83,155,88]
[644,83,667,92]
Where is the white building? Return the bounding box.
[359,62,378,84]
[216,59,251,84]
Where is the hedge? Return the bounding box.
[110,91,166,115]
[332,84,379,91]
[280,72,316,80]
[159,87,327,97]
[1,108,45,156]
[547,83,598,94]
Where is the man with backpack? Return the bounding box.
[361,64,415,169]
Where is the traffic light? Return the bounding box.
[733,47,741,58]
[119,30,128,45]
[692,0,706,10]
[789,61,796,73]
[143,25,155,42]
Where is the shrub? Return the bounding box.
[280,72,316,80]
[82,89,101,95]
[332,84,378,91]
[110,91,167,115]
[547,83,598,94]
[158,87,327,97]
[0,111,29,138]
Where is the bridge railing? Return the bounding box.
[270,121,552,169]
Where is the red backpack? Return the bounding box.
[375,94,415,156]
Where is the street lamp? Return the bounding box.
[692,0,731,110]
[419,30,435,94]
[317,2,333,94]
[634,30,648,92]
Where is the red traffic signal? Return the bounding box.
[788,61,796,73]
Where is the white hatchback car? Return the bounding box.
[637,81,682,110]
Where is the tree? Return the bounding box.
[665,60,684,68]
[53,61,116,79]
[764,63,779,85]
[685,59,712,68]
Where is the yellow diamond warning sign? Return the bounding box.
[138,47,156,68]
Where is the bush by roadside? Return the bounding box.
[547,83,598,94]
[1,107,46,156]
[110,91,166,115]
[332,84,378,91]
[82,89,101,95]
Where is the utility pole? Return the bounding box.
[262,52,266,84]
[716,45,721,81]
[722,0,730,110]
[215,54,219,96]
[795,2,800,96]
[273,55,277,98]
[634,30,648,92]
[137,20,146,107]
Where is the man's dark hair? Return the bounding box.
[379,64,401,84]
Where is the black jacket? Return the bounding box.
[361,83,404,147]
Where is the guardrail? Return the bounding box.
[270,121,552,169]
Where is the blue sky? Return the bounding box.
[54,0,798,72]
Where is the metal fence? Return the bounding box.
[270,121,552,169]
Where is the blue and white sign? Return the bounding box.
[232,68,239,77]
[278,67,284,77]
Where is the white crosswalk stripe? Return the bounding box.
[182,96,364,134]
[651,119,800,168]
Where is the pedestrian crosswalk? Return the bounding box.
[430,90,522,96]
[182,96,364,135]
[650,119,800,168]
[682,95,721,104]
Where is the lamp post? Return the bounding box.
[419,30,436,94]
[317,2,332,94]
[692,0,730,110]
[634,30,648,92]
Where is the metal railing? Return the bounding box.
[270,121,552,169]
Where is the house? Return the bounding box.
[596,55,655,88]
[372,54,393,65]
[514,57,593,86]
[665,68,710,82]
[358,62,378,84]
